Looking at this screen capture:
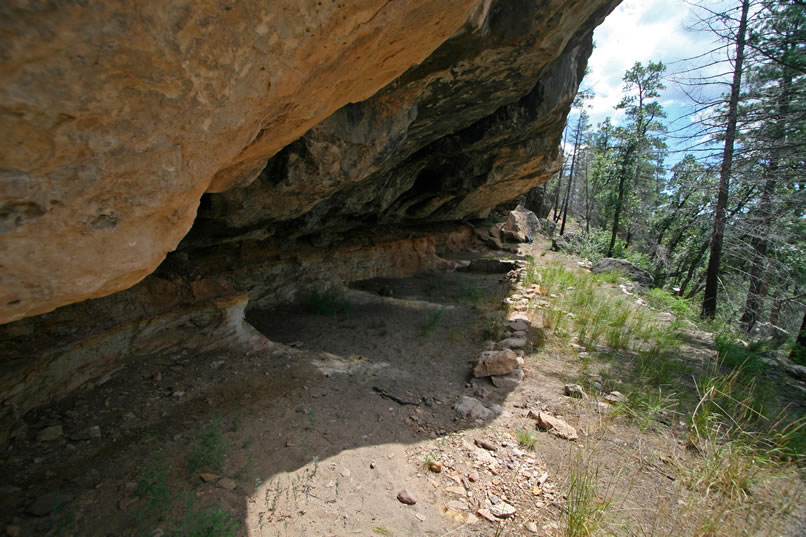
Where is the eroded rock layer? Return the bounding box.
[0,0,620,440]
[0,0,482,323]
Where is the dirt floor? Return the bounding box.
[1,239,804,537]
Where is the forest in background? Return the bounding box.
[537,0,805,358]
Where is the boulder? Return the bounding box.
[503,205,542,242]
[592,258,654,287]
[453,396,494,421]
[538,218,557,237]
[551,233,577,252]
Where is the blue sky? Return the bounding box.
[582,0,736,155]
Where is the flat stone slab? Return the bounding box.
[535,412,577,441]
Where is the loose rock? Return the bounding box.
[36,425,63,442]
[498,336,528,350]
[474,438,498,451]
[477,508,497,523]
[27,492,72,516]
[217,478,237,491]
[491,502,517,518]
[507,319,530,332]
[473,349,520,377]
[604,391,628,403]
[453,396,494,421]
[563,384,588,399]
[491,368,524,389]
[535,412,578,441]
[397,490,416,505]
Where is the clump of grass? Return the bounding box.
[529,260,681,354]
[516,429,539,450]
[457,279,484,303]
[484,312,507,340]
[48,501,80,537]
[230,411,244,433]
[611,388,678,432]
[373,527,392,536]
[421,308,444,337]
[176,506,240,537]
[714,331,766,375]
[135,456,173,520]
[565,451,611,537]
[591,271,624,285]
[306,287,351,316]
[643,287,695,319]
[188,416,227,473]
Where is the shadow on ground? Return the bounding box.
[1,261,522,537]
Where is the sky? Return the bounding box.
[583,0,735,137]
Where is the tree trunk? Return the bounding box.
[560,114,584,236]
[584,154,591,233]
[790,310,806,364]
[607,145,635,257]
[738,176,775,331]
[552,128,570,222]
[702,0,750,319]
[678,241,710,297]
[739,59,792,331]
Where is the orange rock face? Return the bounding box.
[0,0,481,323]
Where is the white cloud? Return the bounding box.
[584,0,726,128]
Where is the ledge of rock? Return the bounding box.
[1,0,619,324]
[0,0,620,441]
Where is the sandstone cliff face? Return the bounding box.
[0,0,483,323]
[182,0,613,248]
[0,0,618,325]
[0,0,620,441]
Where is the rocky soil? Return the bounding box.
[1,236,804,537]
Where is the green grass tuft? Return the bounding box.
[421,309,444,337]
[188,416,227,473]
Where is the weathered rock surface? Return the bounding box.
[27,492,72,517]
[535,412,578,441]
[1,0,618,323]
[503,205,542,241]
[473,349,520,377]
[0,0,486,323]
[551,233,577,252]
[592,258,654,287]
[491,368,525,389]
[454,396,495,421]
[563,384,587,399]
